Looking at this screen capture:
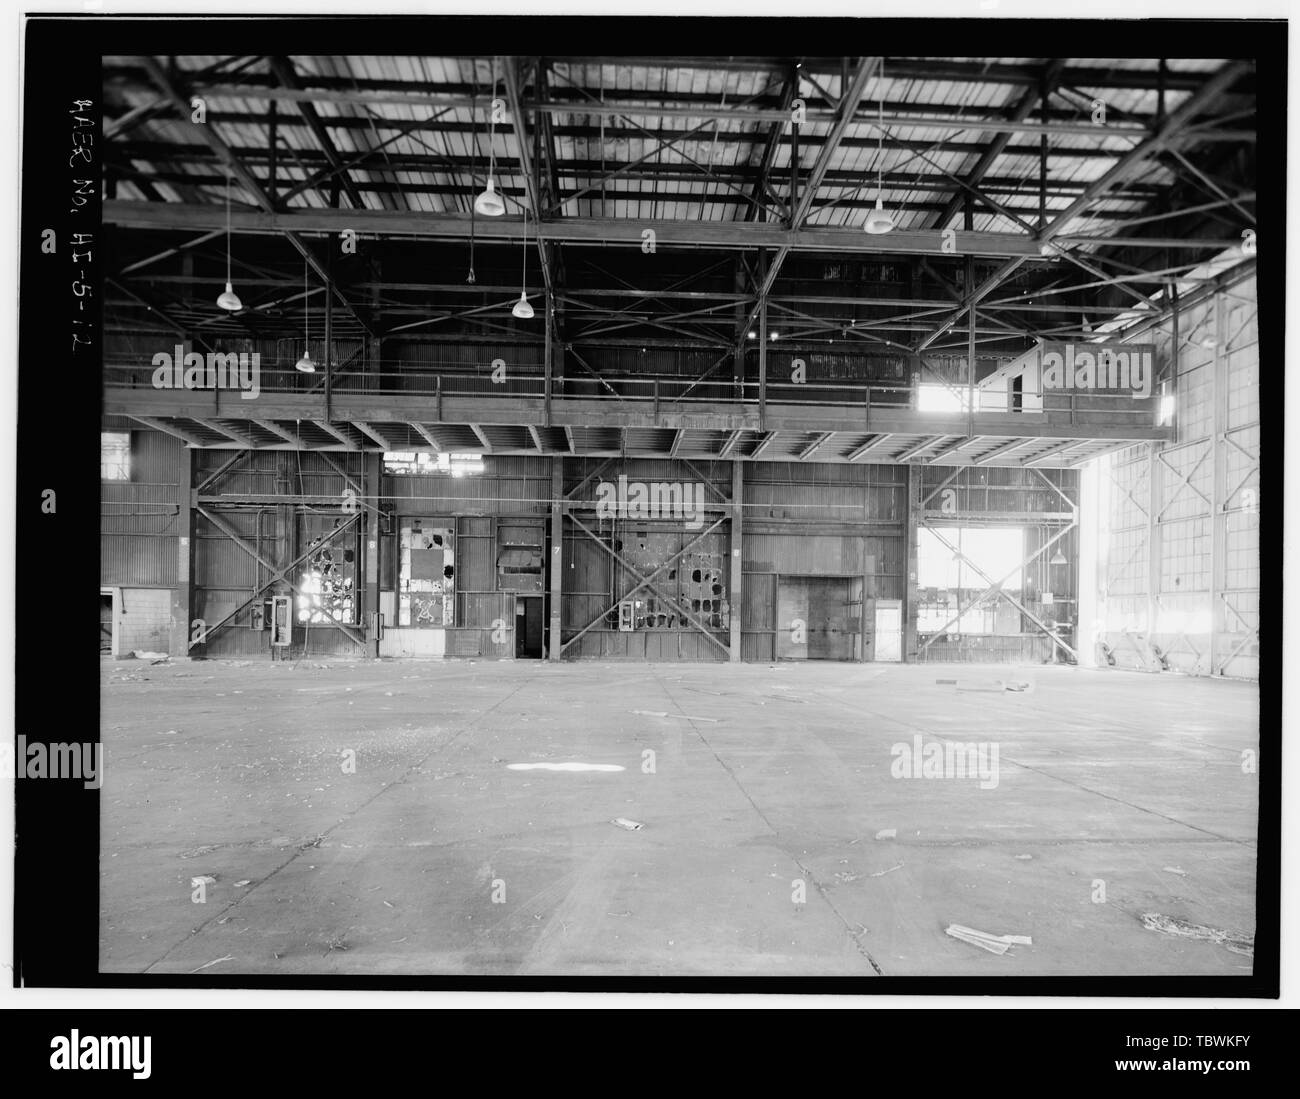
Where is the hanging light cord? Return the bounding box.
[225,171,233,284]
[303,253,309,354]
[486,57,497,182]
[876,60,885,196]
[521,206,528,291]
[468,67,477,284]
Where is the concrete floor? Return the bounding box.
[99,657,1258,977]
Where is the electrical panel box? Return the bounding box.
[270,595,293,647]
[618,601,635,632]
[250,602,267,631]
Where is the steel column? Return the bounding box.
[904,464,921,661]
[730,460,743,662]
[549,457,563,660]
[364,451,381,658]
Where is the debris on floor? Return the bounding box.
[234,880,251,887]
[1140,913,1253,956]
[870,863,904,878]
[940,676,1033,693]
[179,844,222,860]
[1014,854,1034,860]
[188,955,234,974]
[131,650,168,661]
[945,923,1033,955]
[189,875,217,886]
[610,817,644,831]
[874,828,897,840]
[1163,866,1188,876]
[629,710,719,722]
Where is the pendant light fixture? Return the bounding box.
[474,58,506,217]
[295,254,316,373]
[1050,548,1068,567]
[476,179,505,218]
[216,169,244,310]
[512,206,534,319]
[864,61,895,236]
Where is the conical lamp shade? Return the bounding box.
[1050,549,1067,566]
[512,292,534,320]
[863,197,894,235]
[474,179,505,217]
[295,351,316,373]
[217,281,243,311]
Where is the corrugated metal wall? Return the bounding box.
[385,455,550,516]
[558,457,732,661]
[100,430,1109,668]
[101,421,184,586]
[1094,272,1258,678]
[192,450,365,657]
[739,463,906,663]
[387,456,549,651]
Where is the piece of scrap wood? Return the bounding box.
[945,926,1010,955]
[945,923,1032,952]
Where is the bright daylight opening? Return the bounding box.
[917,384,973,413]
[917,526,1025,635]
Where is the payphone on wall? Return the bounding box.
[270,595,293,647]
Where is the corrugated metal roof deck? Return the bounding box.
[104,54,1244,234]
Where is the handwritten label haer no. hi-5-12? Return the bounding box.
[69,98,97,357]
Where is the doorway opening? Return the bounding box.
[515,595,544,658]
[100,590,115,654]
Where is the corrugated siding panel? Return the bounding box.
[101,535,178,587]
[101,426,184,586]
[387,456,550,515]
[743,533,867,575]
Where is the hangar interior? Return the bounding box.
[96,53,1260,977]
[99,54,1257,675]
